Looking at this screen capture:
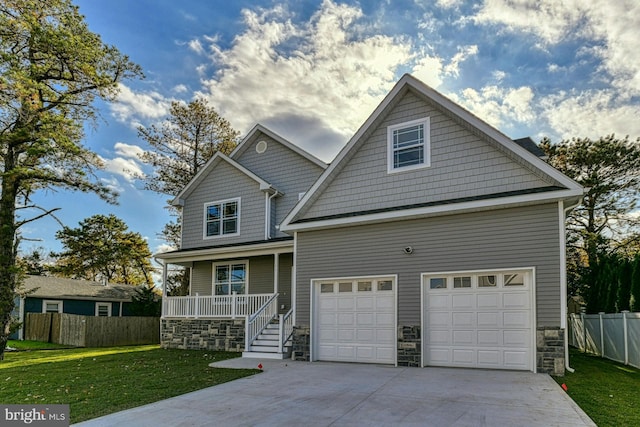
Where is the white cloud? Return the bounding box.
[195,0,418,160]
[172,84,188,94]
[540,90,640,140]
[114,142,145,158]
[443,45,478,77]
[449,85,535,129]
[110,84,173,127]
[435,0,462,8]
[101,156,144,182]
[188,39,205,55]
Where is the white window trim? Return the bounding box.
[203,197,241,239]
[42,300,63,313]
[95,302,112,317]
[387,117,431,174]
[212,260,249,296]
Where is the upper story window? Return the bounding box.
[387,117,430,173]
[204,198,240,238]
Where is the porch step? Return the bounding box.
[242,320,291,359]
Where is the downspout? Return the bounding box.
[265,190,280,240]
[561,198,582,374]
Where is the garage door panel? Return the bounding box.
[503,350,528,369]
[338,298,355,309]
[356,296,374,309]
[376,296,394,310]
[429,330,450,345]
[453,330,474,345]
[452,294,474,309]
[428,294,450,309]
[452,312,474,327]
[337,346,356,359]
[319,297,337,310]
[477,293,500,308]
[452,349,475,364]
[429,311,450,327]
[338,329,355,341]
[356,328,374,342]
[338,313,354,326]
[503,330,529,346]
[503,293,528,309]
[477,312,500,327]
[429,348,450,363]
[477,350,501,367]
[376,329,395,344]
[503,311,530,328]
[478,330,500,345]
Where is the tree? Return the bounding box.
[541,135,640,296]
[51,214,153,285]
[137,99,239,196]
[16,246,50,275]
[128,285,161,317]
[137,99,239,294]
[0,0,142,358]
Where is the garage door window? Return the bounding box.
[453,276,471,288]
[378,280,393,291]
[357,281,372,291]
[430,277,447,289]
[339,282,352,292]
[321,283,334,293]
[478,275,497,287]
[505,273,525,286]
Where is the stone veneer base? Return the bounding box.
[537,326,565,376]
[161,318,245,352]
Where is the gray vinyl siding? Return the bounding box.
[278,253,293,312]
[295,203,561,328]
[300,91,553,220]
[191,261,212,295]
[233,133,325,237]
[181,160,265,249]
[248,256,274,294]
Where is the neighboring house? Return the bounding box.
[156,74,584,375]
[12,275,139,340]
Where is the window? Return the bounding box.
[387,117,430,173]
[453,276,472,288]
[504,273,525,286]
[478,275,497,287]
[357,281,372,292]
[204,199,239,238]
[320,283,334,293]
[42,300,62,313]
[213,262,247,295]
[430,278,447,289]
[339,282,352,292]
[96,302,112,317]
[378,280,393,291]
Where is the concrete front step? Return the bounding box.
[242,351,290,360]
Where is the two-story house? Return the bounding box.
[156,74,584,375]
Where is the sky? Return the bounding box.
[20,0,640,274]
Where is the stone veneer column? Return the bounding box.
[291,325,310,361]
[397,325,421,367]
[536,326,565,375]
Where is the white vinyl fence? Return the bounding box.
[568,311,640,369]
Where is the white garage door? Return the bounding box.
[315,277,396,364]
[423,270,533,371]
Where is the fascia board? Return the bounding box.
[154,240,294,263]
[280,188,584,232]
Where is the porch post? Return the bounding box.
[161,260,168,318]
[231,291,237,319]
[273,253,280,296]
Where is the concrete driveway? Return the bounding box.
[75,358,594,427]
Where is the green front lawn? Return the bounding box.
[0,345,258,423]
[7,340,74,350]
[555,348,640,427]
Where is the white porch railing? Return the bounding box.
[245,293,279,351]
[163,293,275,319]
[278,308,294,354]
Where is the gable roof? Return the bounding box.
[172,125,326,206]
[172,151,277,206]
[230,124,327,169]
[281,74,583,231]
[20,276,138,302]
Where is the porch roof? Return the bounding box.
[154,237,293,264]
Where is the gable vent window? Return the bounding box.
[204,198,240,238]
[387,117,430,173]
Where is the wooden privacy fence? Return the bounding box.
[25,313,159,347]
[568,311,640,369]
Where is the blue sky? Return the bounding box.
[21,0,640,273]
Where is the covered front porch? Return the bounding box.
[156,239,295,358]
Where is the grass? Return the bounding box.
[554,348,640,427]
[0,345,259,423]
[7,340,74,351]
